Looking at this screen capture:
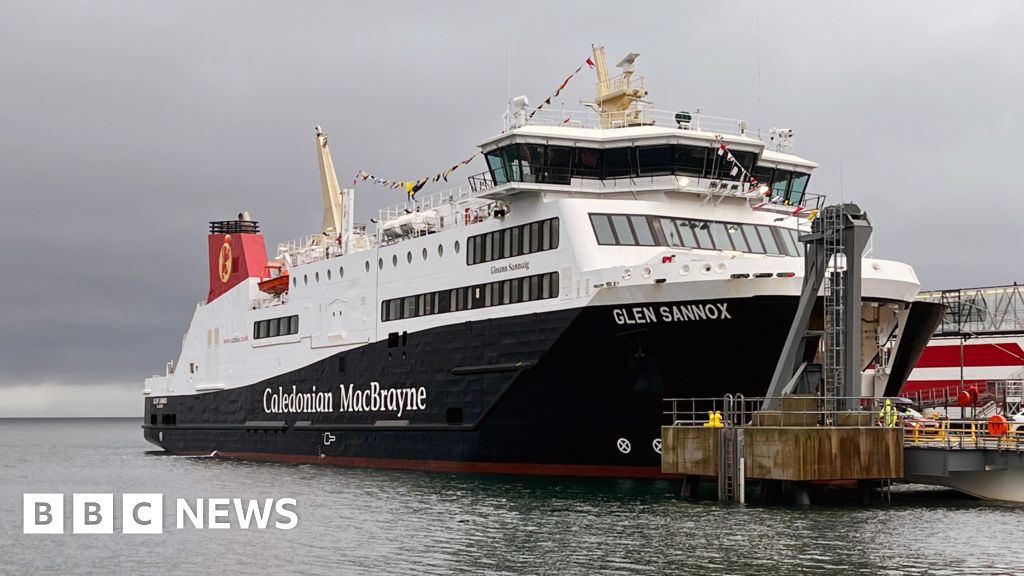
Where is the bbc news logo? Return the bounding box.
[23,494,298,534]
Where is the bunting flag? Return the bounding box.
[714,135,773,202]
[528,57,595,120]
[714,136,755,186]
[352,152,480,199]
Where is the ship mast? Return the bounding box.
[315,126,346,239]
[590,45,649,128]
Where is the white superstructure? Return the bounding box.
[145,47,922,403]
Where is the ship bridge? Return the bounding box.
[469,46,819,212]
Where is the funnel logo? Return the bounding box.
[218,238,233,283]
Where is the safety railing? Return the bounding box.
[905,417,1024,452]
[908,379,1023,414]
[468,169,764,201]
[663,395,888,428]
[751,191,827,216]
[507,106,750,137]
[275,234,347,267]
[664,395,1024,452]
[377,184,482,223]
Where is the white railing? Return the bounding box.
[507,106,750,138]
[276,233,346,266]
[595,74,646,99]
[377,184,480,223]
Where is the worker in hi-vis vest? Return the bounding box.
[879,398,898,428]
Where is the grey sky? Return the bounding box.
[1,1,1022,416]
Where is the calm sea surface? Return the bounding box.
[1,418,1021,575]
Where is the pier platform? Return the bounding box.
[662,394,1024,503]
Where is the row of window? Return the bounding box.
[253,315,299,340]
[589,213,805,257]
[381,272,560,322]
[751,166,811,206]
[485,143,758,185]
[467,218,559,265]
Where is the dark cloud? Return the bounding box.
[1,1,1022,412]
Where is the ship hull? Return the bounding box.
[144,294,925,476]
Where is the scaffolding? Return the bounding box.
[917,285,1024,336]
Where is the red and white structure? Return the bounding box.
[903,285,1024,395]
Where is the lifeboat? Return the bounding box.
[257,262,289,295]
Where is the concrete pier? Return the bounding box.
[662,422,903,500]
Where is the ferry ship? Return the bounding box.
[144,47,939,477]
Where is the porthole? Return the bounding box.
[292,277,298,287]
[392,254,398,267]
[680,263,691,275]
[365,261,370,273]
[303,274,308,285]
[339,266,344,278]
[702,264,712,274]
[406,251,412,264]
[437,244,444,257]
[315,272,320,283]
[326,269,332,281]
[422,247,428,261]
[454,240,461,254]
[716,262,727,274]
[642,266,652,278]
[378,258,383,270]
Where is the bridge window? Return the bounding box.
[547,146,572,184]
[676,146,707,174]
[486,151,507,185]
[487,143,760,185]
[604,147,637,178]
[637,146,674,176]
[771,171,790,199]
[574,148,602,179]
[501,145,522,182]
[789,173,810,205]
